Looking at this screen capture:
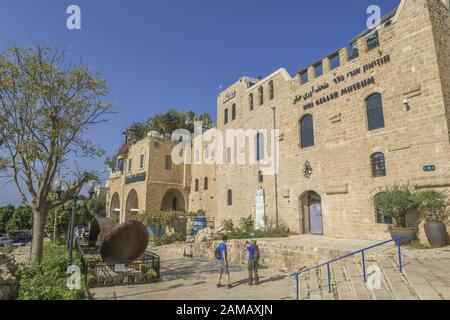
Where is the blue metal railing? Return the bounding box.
[295,236,415,301]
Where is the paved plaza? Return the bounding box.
[90,251,296,300]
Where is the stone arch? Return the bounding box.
[161,188,186,212]
[125,189,139,220]
[109,192,121,223]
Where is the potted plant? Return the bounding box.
[413,190,448,248]
[374,184,417,244]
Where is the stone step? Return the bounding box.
[333,262,356,300]
[356,260,394,300]
[377,258,417,300]
[317,265,335,300]
[297,272,309,300]
[345,261,372,300]
[402,258,443,300]
[309,268,322,300]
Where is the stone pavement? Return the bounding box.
[89,251,296,300]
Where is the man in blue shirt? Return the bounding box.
[246,240,260,286]
[217,235,232,288]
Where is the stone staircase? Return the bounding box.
[297,250,450,300]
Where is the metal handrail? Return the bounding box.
[295,236,416,300]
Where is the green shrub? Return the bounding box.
[16,243,86,300]
[154,232,186,246]
[374,184,416,228]
[221,219,234,233]
[413,190,449,222]
[239,216,255,233]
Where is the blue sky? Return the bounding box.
[0,0,399,206]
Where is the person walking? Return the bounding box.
[246,239,260,286]
[216,235,232,289]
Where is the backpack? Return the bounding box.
[253,245,260,261]
[214,246,221,260]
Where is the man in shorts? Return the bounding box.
[217,235,232,289]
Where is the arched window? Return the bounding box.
[300,115,314,148]
[224,108,229,125]
[371,152,386,177]
[195,179,199,192]
[269,80,274,100]
[227,189,233,206]
[232,104,236,121]
[258,170,264,183]
[366,93,385,131]
[249,93,254,111]
[259,87,264,105]
[256,133,265,161]
[204,177,209,190]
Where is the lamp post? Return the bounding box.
[53,178,97,266]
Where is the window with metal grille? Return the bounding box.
[300,115,314,148]
[269,81,274,100]
[165,155,172,170]
[227,189,233,206]
[195,179,199,192]
[366,31,379,50]
[259,87,264,105]
[232,104,236,121]
[128,158,132,171]
[366,93,385,131]
[375,207,393,224]
[371,152,386,177]
[249,93,254,111]
[224,108,228,125]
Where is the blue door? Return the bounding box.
[309,194,323,235]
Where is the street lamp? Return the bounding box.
[52,177,97,266]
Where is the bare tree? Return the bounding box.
[0,45,112,263]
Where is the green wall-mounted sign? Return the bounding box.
[423,165,436,173]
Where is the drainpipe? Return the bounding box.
[271,105,280,229]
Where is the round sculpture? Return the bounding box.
[100,220,149,263]
[89,218,149,263]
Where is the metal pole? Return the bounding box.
[296,273,299,301]
[68,197,77,266]
[271,106,279,229]
[397,240,403,273]
[327,263,332,293]
[362,251,367,282]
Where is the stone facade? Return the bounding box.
[106,0,450,242]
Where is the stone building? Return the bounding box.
[106,0,450,241]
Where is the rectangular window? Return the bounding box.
[376,208,393,224]
[128,158,132,172]
[314,63,323,78]
[269,81,274,100]
[259,87,264,105]
[224,108,228,125]
[232,104,236,121]
[226,147,232,164]
[165,155,172,170]
[348,42,359,60]
[139,154,144,169]
[329,54,340,70]
[249,94,254,111]
[300,70,308,85]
